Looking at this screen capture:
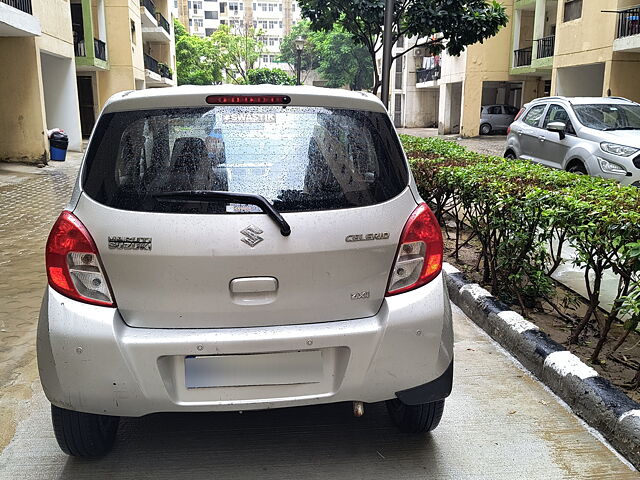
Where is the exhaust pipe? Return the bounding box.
[353,401,364,417]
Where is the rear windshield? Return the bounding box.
[82,106,408,213]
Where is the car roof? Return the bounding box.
[529,96,638,106]
[102,85,387,114]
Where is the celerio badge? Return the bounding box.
[241,225,264,247]
[345,232,390,242]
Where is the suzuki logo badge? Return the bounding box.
[240,225,264,247]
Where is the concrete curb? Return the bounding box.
[443,263,640,468]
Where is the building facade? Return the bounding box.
[0,0,176,164]
[393,0,640,136]
[1,0,83,163]
[177,0,301,72]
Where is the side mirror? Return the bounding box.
[547,121,566,140]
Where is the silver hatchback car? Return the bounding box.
[505,96,640,187]
[38,86,453,457]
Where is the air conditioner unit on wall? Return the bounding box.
[413,48,423,57]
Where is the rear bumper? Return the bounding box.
[37,274,453,417]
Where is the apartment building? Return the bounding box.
[0,0,83,163]
[177,0,301,71]
[0,0,176,163]
[75,0,177,136]
[394,0,640,137]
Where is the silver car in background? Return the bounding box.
[38,86,453,457]
[480,104,520,135]
[505,96,640,187]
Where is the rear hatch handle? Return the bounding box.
[153,190,291,236]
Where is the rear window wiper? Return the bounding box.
[153,190,291,236]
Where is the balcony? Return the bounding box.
[0,0,41,36]
[536,35,555,59]
[415,66,441,88]
[613,7,640,53]
[72,0,108,71]
[513,47,532,67]
[75,38,106,61]
[144,53,175,87]
[140,0,171,42]
[1,0,31,14]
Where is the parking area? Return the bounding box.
[0,157,637,479]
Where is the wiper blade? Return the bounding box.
[153,190,291,236]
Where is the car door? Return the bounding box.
[517,104,548,163]
[538,104,579,168]
[487,105,502,129]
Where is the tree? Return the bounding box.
[297,0,508,94]
[314,27,373,90]
[210,25,264,83]
[174,19,224,85]
[246,68,296,85]
[280,21,373,90]
[279,21,320,83]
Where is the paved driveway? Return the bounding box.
[0,157,637,479]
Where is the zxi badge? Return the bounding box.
[240,225,264,247]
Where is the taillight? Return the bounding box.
[386,203,443,296]
[206,95,291,104]
[507,126,511,135]
[45,211,115,307]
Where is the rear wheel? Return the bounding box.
[386,398,445,433]
[480,123,492,135]
[504,151,517,160]
[51,404,119,457]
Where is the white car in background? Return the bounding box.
[38,86,454,457]
[505,96,640,187]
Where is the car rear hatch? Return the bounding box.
[74,100,415,328]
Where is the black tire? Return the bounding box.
[386,398,445,433]
[504,151,517,160]
[480,123,492,135]
[51,404,119,458]
[567,162,587,175]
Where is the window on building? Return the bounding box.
[220,19,226,24]
[220,2,226,13]
[188,1,192,7]
[279,21,282,28]
[194,19,203,27]
[522,104,547,127]
[229,2,239,12]
[279,4,282,11]
[174,0,178,8]
[253,3,256,9]
[189,19,193,26]
[397,36,404,48]
[205,28,215,36]
[394,56,403,88]
[563,0,582,22]
[205,10,218,19]
[292,3,295,12]
[131,20,136,43]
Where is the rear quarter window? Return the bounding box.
[82,106,409,214]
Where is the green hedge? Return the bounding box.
[402,135,640,363]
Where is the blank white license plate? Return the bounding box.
[184,350,323,389]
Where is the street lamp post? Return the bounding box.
[294,36,304,85]
[380,0,395,108]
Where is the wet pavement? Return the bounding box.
[0,155,638,478]
[397,128,507,157]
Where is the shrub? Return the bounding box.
[402,135,640,362]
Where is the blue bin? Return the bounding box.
[49,132,68,162]
[50,146,67,161]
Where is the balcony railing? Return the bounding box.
[1,0,32,15]
[616,7,640,39]
[74,38,107,61]
[94,38,106,61]
[144,53,171,79]
[156,12,170,34]
[416,66,441,83]
[536,35,555,59]
[140,0,156,16]
[514,47,532,67]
